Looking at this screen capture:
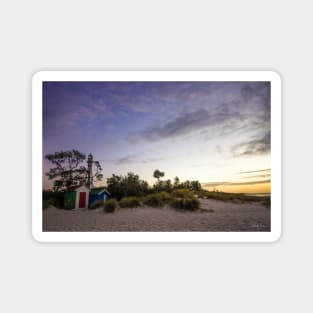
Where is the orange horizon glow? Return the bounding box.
[202,182,271,194]
[43,82,271,192]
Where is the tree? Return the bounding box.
[45,150,103,191]
[153,169,165,192]
[106,172,150,200]
[174,176,180,189]
[190,180,202,191]
[153,169,165,181]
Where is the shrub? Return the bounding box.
[170,196,200,211]
[171,189,193,198]
[119,197,141,208]
[169,197,182,209]
[104,199,117,213]
[184,197,200,210]
[262,197,271,208]
[43,199,51,210]
[106,172,149,200]
[43,190,64,209]
[157,191,171,203]
[90,200,104,210]
[196,190,209,199]
[143,192,170,207]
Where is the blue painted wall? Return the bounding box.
[88,192,109,207]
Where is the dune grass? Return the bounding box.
[104,199,118,213]
[119,196,141,208]
[196,190,270,206]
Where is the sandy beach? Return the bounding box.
[43,199,270,232]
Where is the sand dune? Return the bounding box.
[43,199,270,232]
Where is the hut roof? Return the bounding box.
[64,185,90,192]
[90,188,110,196]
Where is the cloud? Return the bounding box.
[191,162,211,168]
[130,82,270,143]
[115,155,137,165]
[202,179,271,187]
[135,105,246,142]
[239,168,270,174]
[231,131,270,156]
[139,108,211,140]
[243,174,271,179]
[141,157,164,164]
[114,154,164,165]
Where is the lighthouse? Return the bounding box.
[87,153,93,189]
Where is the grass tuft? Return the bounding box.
[119,197,141,208]
[104,199,118,213]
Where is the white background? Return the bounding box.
[0,0,311,312]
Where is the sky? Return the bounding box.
[43,81,271,193]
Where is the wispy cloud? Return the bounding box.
[231,131,270,157]
[115,155,137,165]
[141,157,164,164]
[243,174,270,179]
[130,82,270,144]
[134,106,246,142]
[191,162,213,168]
[114,154,164,165]
[202,179,271,187]
[239,168,270,174]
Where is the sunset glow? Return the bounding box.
[43,81,271,193]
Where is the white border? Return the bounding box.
[32,71,281,243]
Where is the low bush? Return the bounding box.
[262,197,271,208]
[171,189,194,198]
[119,197,141,208]
[104,199,118,213]
[170,196,200,211]
[142,192,170,207]
[196,190,210,199]
[43,199,51,210]
[90,200,104,210]
[43,191,64,209]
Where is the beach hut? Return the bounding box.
[64,189,76,209]
[64,186,90,209]
[88,188,110,208]
[75,185,90,209]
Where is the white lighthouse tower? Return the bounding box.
[87,153,93,189]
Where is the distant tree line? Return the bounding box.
[44,150,203,200]
[106,170,202,200]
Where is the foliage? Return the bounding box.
[173,176,180,189]
[143,192,171,207]
[43,190,64,209]
[106,172,149,200]
[89,200,104,210]
[45,150,103,191]
[177,180,202,191]
[43,199,51,210]
[153,169,165,181]
[153,179,173,192]
[170,197,200,211]
[119,197,141,208]
[262,197,271,208]
[159,175,202,192]
[106,171,203,203]
[197,190,270,205]
[171,189,194,198]
[104,199,117,213]
[169,190,200,211]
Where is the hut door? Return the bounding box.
[78,192,86,208]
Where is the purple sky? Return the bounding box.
[43,81,271,192]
